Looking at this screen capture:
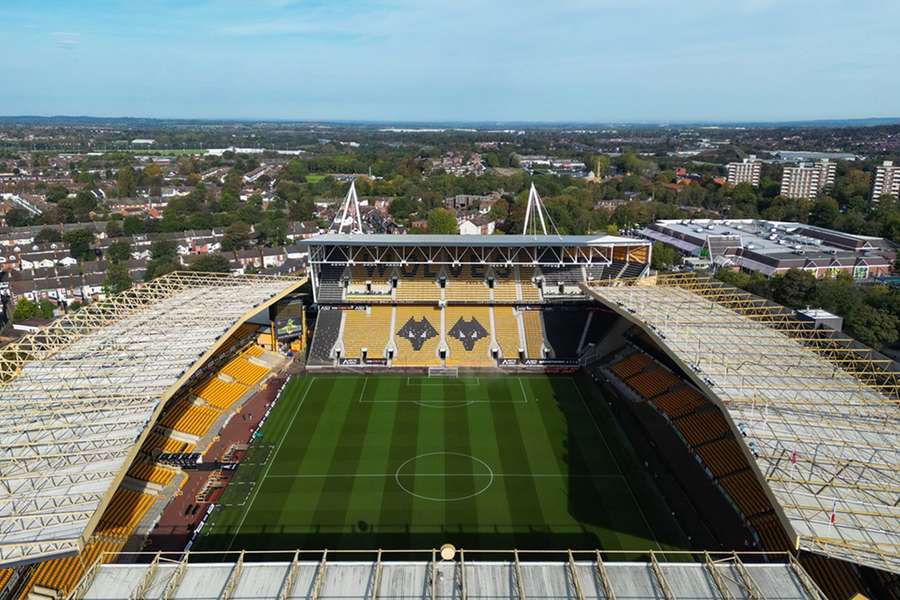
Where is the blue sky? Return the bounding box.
[1,0,898,122]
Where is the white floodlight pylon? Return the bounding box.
[522,183,557,235]
[334,180,364,234]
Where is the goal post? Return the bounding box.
[428,366,458,377]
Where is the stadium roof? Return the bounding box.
[586,277,900,575]
[71,550,825,600]
[304,233,648,248]
[0,272,302,567]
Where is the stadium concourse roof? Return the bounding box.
[0,272,302,567]
[71,550,826,600]
[586,276,900,575]
[304,233,648,248]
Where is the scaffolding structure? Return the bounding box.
[586,275,900,575]
[0,272,301,567]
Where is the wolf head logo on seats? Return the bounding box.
[397,317,438,350]
[448,318,488,351]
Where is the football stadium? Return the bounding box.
[0,187,897,600]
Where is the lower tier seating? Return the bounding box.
[309,309,341,364]
[158,401,221,437]
[493,307,522,359]
[342,306,392,359]
[522,310,545,358]
[610,353,652,379]
[393,306,442,366]
[194,377,247,410]
[444,306,495,366]
[126,460,177,487]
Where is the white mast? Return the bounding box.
[522,183,555,235]
[334,180,364,234]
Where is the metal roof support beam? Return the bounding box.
[594,550,615,600]
[128,551,162,600]
[731,553,763,600]
[221,549,244,600]
[567,550,585,600]
[459,549,467,600]
[788,554,827,600]
[371,549,382,600]
[161,552,189,600]
[703,552,735,600]
[276,550,301,600]
[311,549,328,600]
[649,551,675,600]
[431,548,437,600]
[513,549,526,600]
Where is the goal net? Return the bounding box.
[428,366,458,377]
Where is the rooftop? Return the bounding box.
[304,233,648,248]
[0,272,302,567]
[71,550,824,600]
[586,277,900,574]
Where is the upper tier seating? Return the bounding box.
[493,307,523,359]
[393,306,442,366]
[444,266,490,302]
[444,306,495,366]
[395,272,441,302]
[518,268,542,302]
[342,306,392,359]
[309,309,341,364]
[490,267,519,302]
[522,310,546,358]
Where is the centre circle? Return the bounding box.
[394,452,494,502]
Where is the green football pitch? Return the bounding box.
[193,374,688,554]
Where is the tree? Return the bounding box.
[12,298,39,321]
[106,241,132,263]
[106,220,124,238]
[4,208,32,227]
[122,216,145,236]
[34,228,62,244]
[103,262,133,295]
[221,222,254,251]
[38,299,55,319]
[144,239,180,281]
[426,208,458,234]
[190,253,232,273]
[771,269,817,308]
[651,242,679,271]
[63,228,96,261]
[117,166,137,198]
[809,197,840,228]
[45,185,70,203]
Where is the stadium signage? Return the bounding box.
[498,358,580,367]
[337,358,389,366]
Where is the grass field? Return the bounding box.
[193,374,688,554]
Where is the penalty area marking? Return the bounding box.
[357,376,529,406]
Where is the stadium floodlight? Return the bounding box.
[334,180,364,235]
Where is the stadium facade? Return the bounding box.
[0,223,896,600]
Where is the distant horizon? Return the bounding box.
[3,1,899,122]
[2,114,900,128]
